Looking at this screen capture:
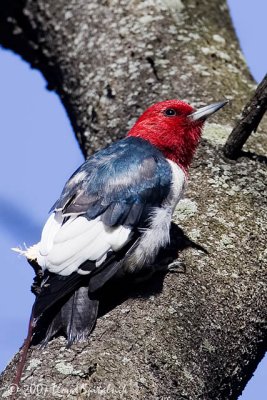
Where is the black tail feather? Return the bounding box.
[62,286,98,347]
[32,286,98,346]
[37,306,63,347]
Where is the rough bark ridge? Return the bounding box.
[0,1,266,399]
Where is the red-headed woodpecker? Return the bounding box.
[15,99,227,346]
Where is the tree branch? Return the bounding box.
[223,74,267,159]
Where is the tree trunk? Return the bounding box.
[0,1,266,399]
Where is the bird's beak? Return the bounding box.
[189,100,228,121]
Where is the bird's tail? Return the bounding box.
[31,271,99,346]
[32,286,98,347]
[33,286,99,347]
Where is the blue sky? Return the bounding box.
[228,0,266,82]
[0,1,266,398]
[0,54,83,371]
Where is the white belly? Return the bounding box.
[124,160,186,272]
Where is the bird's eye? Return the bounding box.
[164,108,177,117]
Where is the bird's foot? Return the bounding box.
[133,259,186,283]
[166,259,186,273]
[152,259,185,274]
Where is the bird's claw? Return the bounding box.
[167,260,186,273]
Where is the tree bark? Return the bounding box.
[0,1,266,399]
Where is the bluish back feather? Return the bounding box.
[52,137,171,227]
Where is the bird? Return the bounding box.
[14,98,227,348]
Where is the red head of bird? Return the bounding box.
[128,99,227,171]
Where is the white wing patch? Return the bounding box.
[39,212,64,257]
[37,213,132,276]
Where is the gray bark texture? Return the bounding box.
[0,0,266,399]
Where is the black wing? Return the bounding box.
[52,136,172,228]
